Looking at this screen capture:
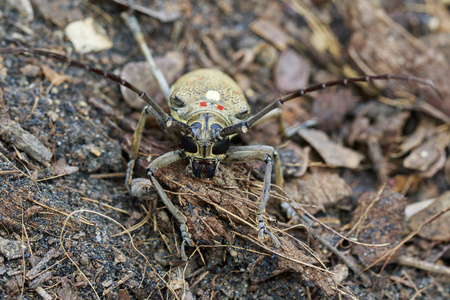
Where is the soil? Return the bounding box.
[0,0,449,299]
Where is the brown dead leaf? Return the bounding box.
[350,111,410,146]
[31,0,83,28]
[397,121,428,155]
[390,175,421,194]
[120,52,185,110]
[250,18,292,51]
[403,132,449,174]
[285,171,352,214]
[343,0,450,117]
[298,128,364,169]
[57,277,79,300]
[274,48,309,93]
[351,189,406,266]
[408,191,450,241]
[312,89,358,132]
[277,237,336,297]
[41,64,70,86]
[51,158,79,176]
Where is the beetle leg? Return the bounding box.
[224,146,285,248]
[145,150,194,261]
[250,108,287,138]
[126,104,176,193]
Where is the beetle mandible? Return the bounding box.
[0,46,437,261]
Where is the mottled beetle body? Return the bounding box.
[169,69,250,178]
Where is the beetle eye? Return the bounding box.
[235,109,249,120]
[181,136,197,153]
[212,139,230,155]
[172,95,185,108]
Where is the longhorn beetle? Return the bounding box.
[0,46,437,260]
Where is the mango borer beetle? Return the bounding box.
[0,47,437,261]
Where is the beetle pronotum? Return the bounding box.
[0,44,436,260]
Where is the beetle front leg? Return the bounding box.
[126,103,178,193]
[224,146,283,248]
[146,150,194,261]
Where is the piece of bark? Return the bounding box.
[0,114,52,167]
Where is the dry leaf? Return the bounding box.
[120,52,185,110]
[64,17,113,53]
[274,48,309,93]
[41,65,70,87]
[285,171,352,214]
[298,128,364,168]
[351,189,406,266]
[250,18,291,51]
[408,191,450,241]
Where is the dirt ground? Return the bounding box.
[0,0,449,299]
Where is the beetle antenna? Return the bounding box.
[219,74,439,137]
[0,47,191,133]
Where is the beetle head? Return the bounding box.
[181,113,230,178]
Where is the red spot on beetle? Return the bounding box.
[200,101,207,107]
[217,105,225,110]
[187,81,194,84]
[198,77,204,80]
[234,91,240,95]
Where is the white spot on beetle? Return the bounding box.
[206,90,220,101]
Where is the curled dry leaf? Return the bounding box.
[51,158,79,176]
[403,132,449,176]
[397,121,428,155]
[277,237,336,298]
[41,65,70,87]
[298,128,364,169]
[408,191,450,241]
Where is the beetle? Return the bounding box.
[0,47,437,260]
